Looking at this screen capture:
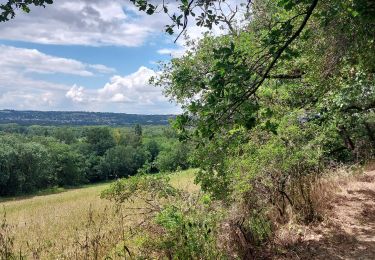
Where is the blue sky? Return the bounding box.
[0,38,174,88]
[0,0,187,114]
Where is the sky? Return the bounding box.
[0,0,193,114]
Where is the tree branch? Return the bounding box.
[223,0,319,122]
[251,0,319,94]
[265,72,304,79]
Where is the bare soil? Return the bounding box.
[280,170,375,260]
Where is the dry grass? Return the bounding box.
[274,165,375,259]
[273,164,371,249]
[0,169,198,259]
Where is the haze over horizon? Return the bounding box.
[0,108,177,115]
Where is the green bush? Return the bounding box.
[156,142,190,172]
[102,174,225,259]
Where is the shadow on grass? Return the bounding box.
[0,181,114,203]
[285,224,375,260]
[0,186,67,203]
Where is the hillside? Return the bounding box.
[0,110,175,126]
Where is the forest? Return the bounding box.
[0,0,374,259]
[0,124,192,196]
[0,110,174,126]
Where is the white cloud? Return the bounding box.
[0,0,247,48]
[0,45,115,76]
[0,45,179,113]
[157,48,185,58]
[0,82,71,111]
[0,64,179,114]
[0,0,169,47]
[65,85,86,102]
[65,66,180,114]
[88,64,116,74]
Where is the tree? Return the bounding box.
[46,141,86,186]
[134,124,143,137]
[156,142,190,172]
[0,0,53,22]
[0,135,53,195]
[150,0,373,140]
[144,139,160,161]
[0,141,18,196]
[53,127,76,144]
[99,145,149,179]
[124,0,322,139]
[85,127,115,156]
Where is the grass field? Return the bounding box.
[0,169,198,259]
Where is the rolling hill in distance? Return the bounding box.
[0,110,175,126]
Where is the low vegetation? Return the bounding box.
[0,169,197,259]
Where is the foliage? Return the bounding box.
[0,0,53,22]
[0,135,52,195]
[102,173,225,259]
[102,174,178,204]
[156,141,191,172]
[1,0,374,257]
[123,0,375,256]
[143,139,160,161]
[46,140,87,186]
[99,145,149,179]
[0,125,193,196]
[85,127,116,156]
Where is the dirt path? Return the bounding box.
[289,170,375,259]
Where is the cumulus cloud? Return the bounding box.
[98,67,159,102]
[0,0,169,47]
[0,67,180,113]
[0,81,71,111]
[0,48,192,115]
[65,66,179,114]
[65,85,86,103]
[0,45,115,76]
[0,46,179,113]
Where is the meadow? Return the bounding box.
[0,169,198,259]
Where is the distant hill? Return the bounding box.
[0,110,175,126]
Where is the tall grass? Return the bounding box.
[0,169,198,259]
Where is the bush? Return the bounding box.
[156,142,190,172]
[102,174,225,259]
[98,145,149,179]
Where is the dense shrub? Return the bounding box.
[99,145,149,179]
[156,142,191,172]
[102,174,225,259]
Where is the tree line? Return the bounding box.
[0,124,192,196]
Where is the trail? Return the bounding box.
[290,169,375,260]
